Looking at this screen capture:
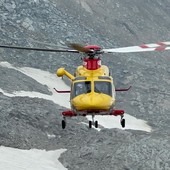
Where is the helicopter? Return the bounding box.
[0,41,170,129]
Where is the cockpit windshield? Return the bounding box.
[71,81,112,98]
[73,81,91,97]
[94,81,112,96]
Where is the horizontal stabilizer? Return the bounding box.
[54,88,70,93]
[115,86,131,92]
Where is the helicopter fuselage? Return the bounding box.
[56,56,117,116]
[70,64,115,115]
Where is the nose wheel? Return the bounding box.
[89,115,98,128]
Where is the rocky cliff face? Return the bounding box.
[0,0,170,169]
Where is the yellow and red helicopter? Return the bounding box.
[0,41,170,129]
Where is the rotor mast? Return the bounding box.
[82,45,102,70]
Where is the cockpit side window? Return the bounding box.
[72,81,91,98]
[94,81,112,96]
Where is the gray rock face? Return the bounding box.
[0,0,170,169]
[0,66,51,94]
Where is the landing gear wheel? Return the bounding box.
[62,120,66,129]
[89,121,92,128]
[121,119,125,128]
[94,121,98,128]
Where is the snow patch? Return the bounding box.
[87,114,151,132]
[0,61,70,108]
[0,146,67,170]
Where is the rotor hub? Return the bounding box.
[84,45,102,58]
[84,45,101,51]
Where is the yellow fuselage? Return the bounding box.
[70,65,115,113]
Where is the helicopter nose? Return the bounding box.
[71,93,115,111]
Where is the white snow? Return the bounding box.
[0,146,67,170]
[87,114,151,132]
[0,61,151,132]
[0,61,70,108]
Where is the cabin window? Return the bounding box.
[94,81,112,96]
[72,81,91,97]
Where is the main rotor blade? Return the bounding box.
[67,43,91,53]
[103,41,170,53]
[0,45,79,53]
